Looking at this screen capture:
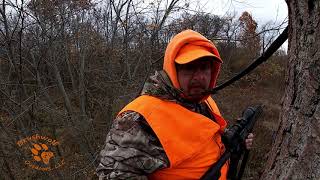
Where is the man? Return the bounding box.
[96,30,253,179]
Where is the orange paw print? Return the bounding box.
[31,143,54,165]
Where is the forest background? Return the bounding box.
[0,0,288,179]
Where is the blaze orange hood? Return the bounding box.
[163,30,223,90]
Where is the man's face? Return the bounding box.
[176,57,212,102]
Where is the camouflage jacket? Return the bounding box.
[96,71,217,179]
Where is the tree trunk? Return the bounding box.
[261,0,320,179]
[51,57,73,116]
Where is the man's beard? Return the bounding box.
[183,83,209,102]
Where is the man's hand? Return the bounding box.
[245,133,254,150]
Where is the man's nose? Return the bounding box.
[192,67,205,80]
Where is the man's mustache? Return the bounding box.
[188,82,206,89]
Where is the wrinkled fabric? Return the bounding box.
[120,94,227,180]
[96,71,218,179]
[96,111,168,180]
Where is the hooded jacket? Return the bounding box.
[163,30,222,91]
[97,30,228,180]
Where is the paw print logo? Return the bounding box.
[31,143,54,165]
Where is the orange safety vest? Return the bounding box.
[119,95,229,180]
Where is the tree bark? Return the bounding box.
[51,55,73,116]
[261,0,320,179]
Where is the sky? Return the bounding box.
[197,0,288,50]
[200,0,288,25]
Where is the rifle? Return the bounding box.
[200,106,263,180]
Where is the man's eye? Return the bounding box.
[181,65,193,71]
[187,65,195,71]
[200,64,210,71]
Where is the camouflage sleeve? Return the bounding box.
[96,111,170,180]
